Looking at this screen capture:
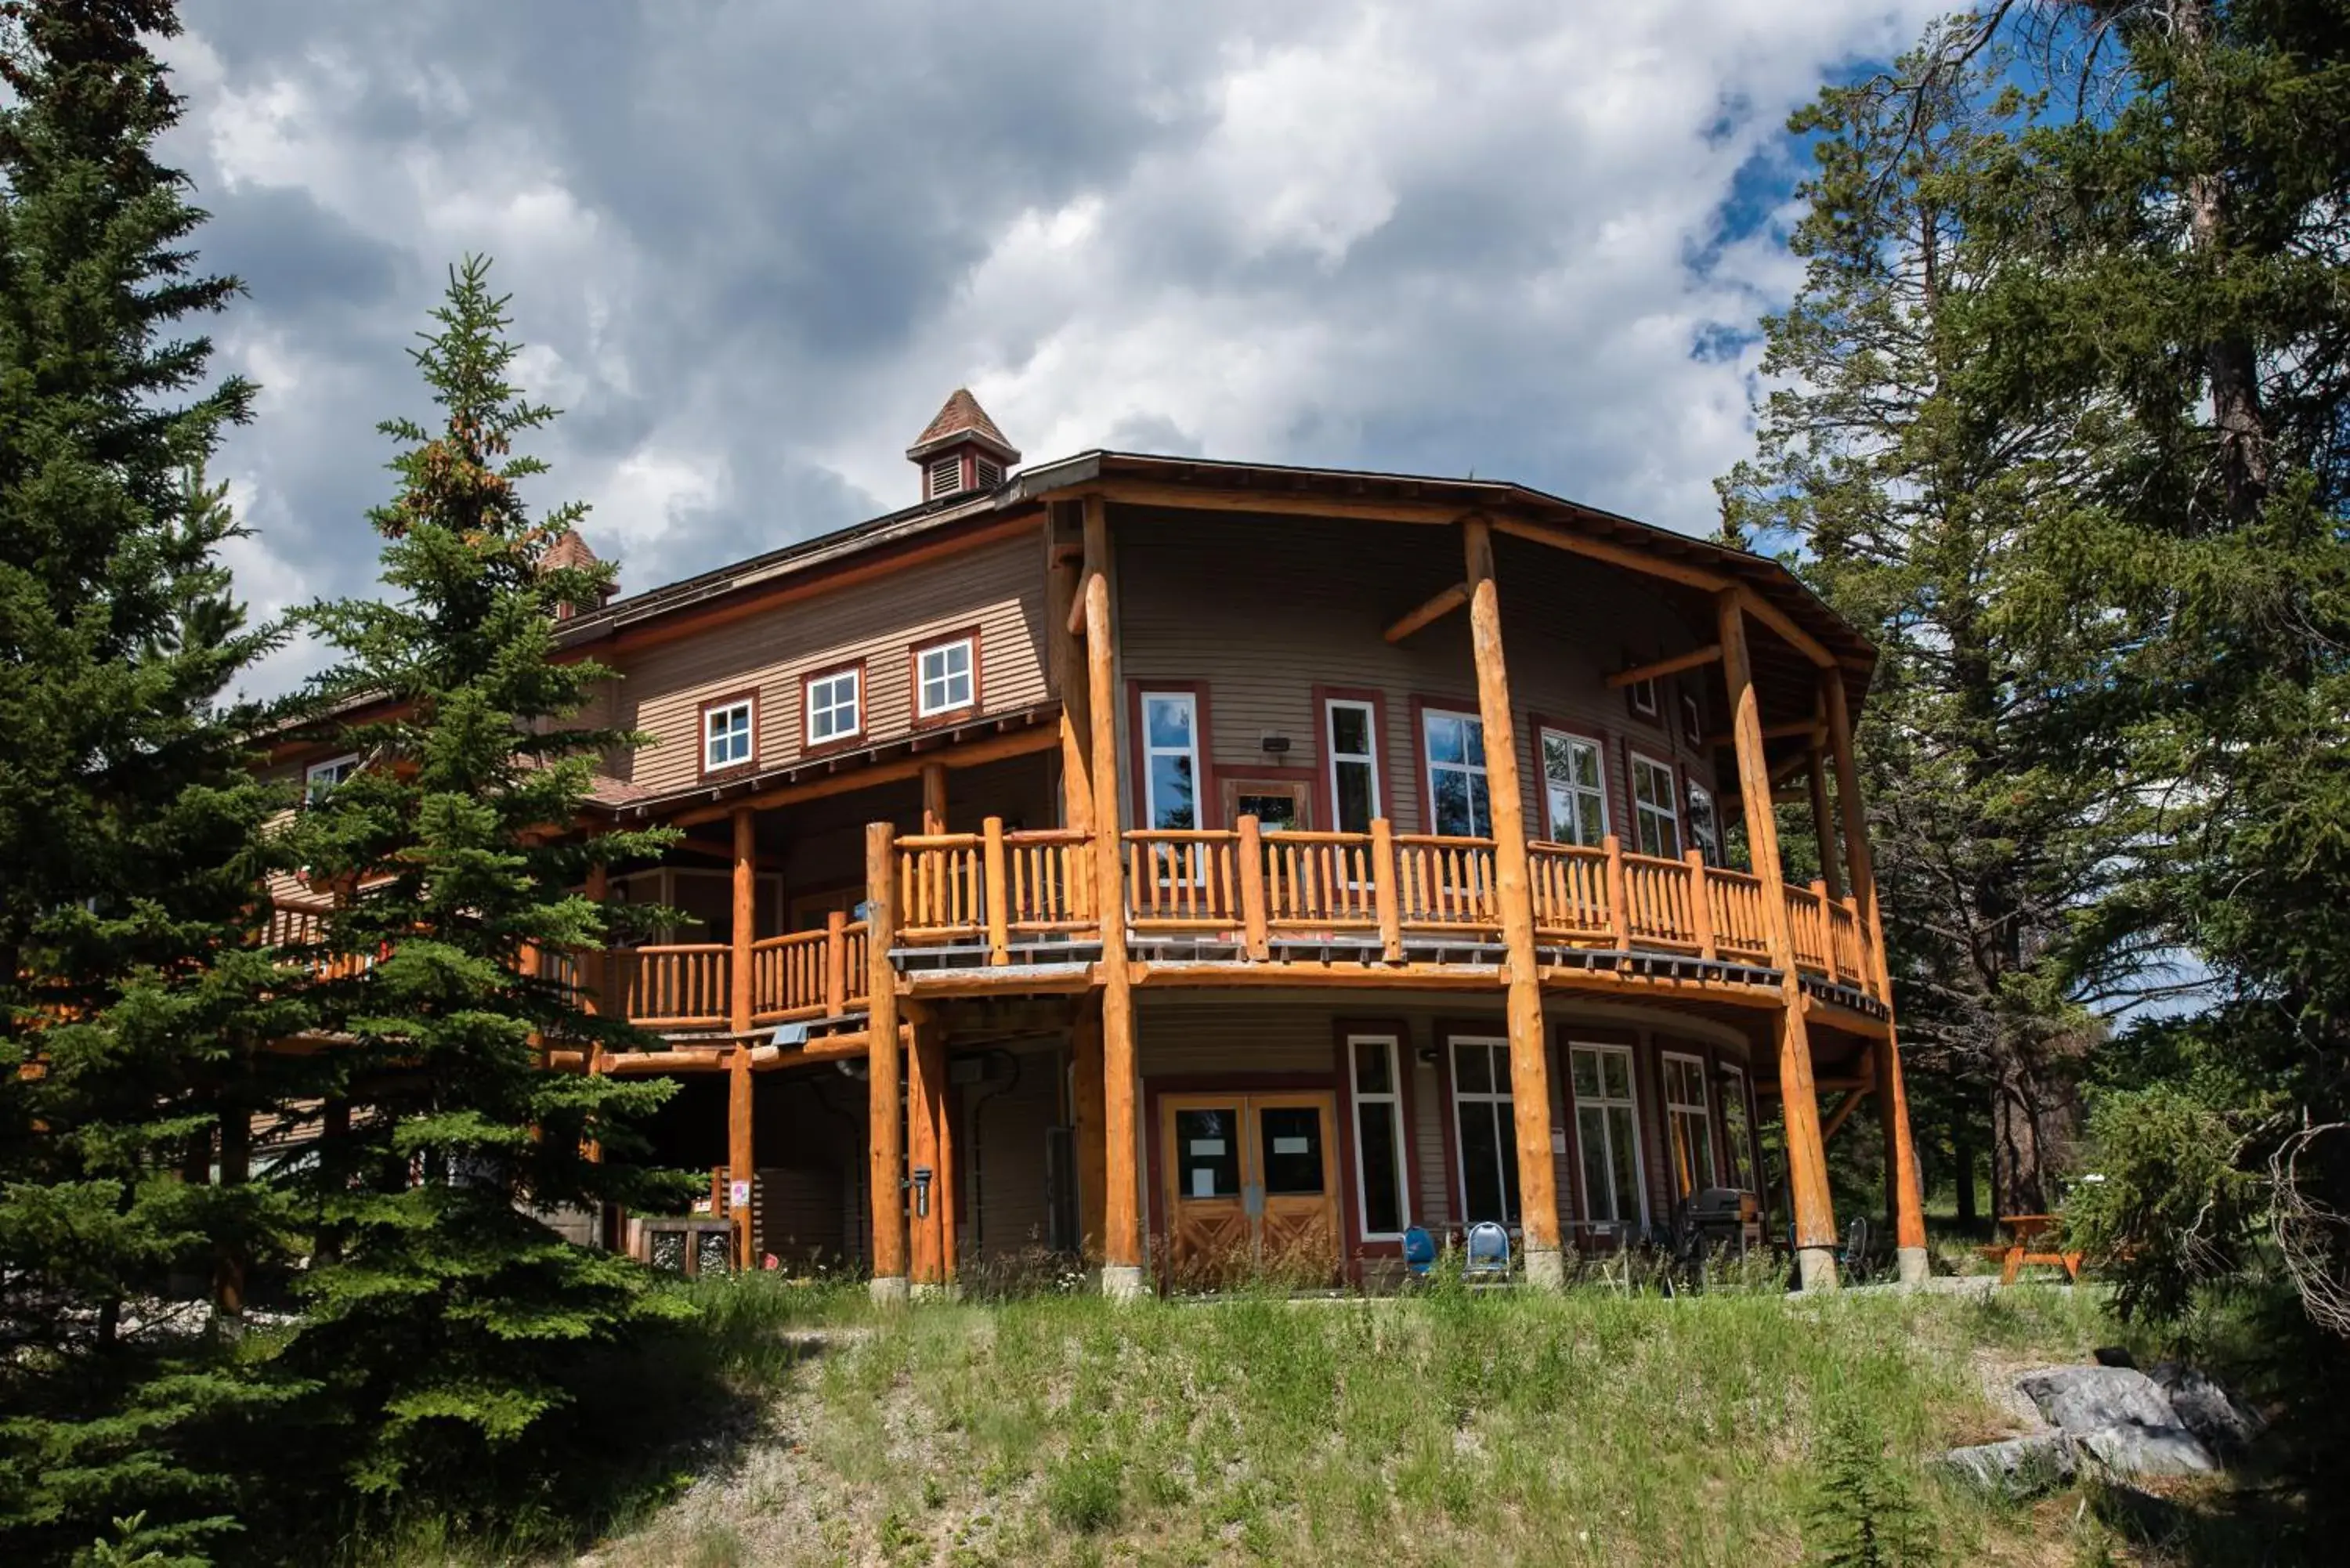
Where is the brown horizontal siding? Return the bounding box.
[966,1048,1060,1262]
[607,530,1046,797]
[1111,509,1720,841]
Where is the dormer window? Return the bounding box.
[927,454,964,499]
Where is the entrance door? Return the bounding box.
[1161,1091,1341,1287]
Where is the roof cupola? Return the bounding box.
[906,388,1019,501]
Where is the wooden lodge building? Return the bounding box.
[276,390,1929,1297]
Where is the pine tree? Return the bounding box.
[1802,1404,1937,1568]
[278,256,690,1510]
[0,5,295,1562]
[1719,23,2171,1214]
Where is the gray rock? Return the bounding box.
[1939,1433,2077,1498]
[2075,1423,2220,1477]
[2148,1363,2265,1454]
[2016,1365,2179,1435]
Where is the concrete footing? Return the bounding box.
[1524,1244,1565,1290]
[1101,1263,1147,1301]
[869,1275,909,1306]
[1896,1245,1930,1286]
[1795,1245,1841,1293]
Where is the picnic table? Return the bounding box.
[1980,1213,2082,1284]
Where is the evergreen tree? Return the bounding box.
[278,256,689,1512]
[0,5,295,1562]
[1720,23,2172,1214]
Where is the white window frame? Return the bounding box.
[1570,1041,1648,1232]
[1449,1035,1517,1229]
[702,699,754,772]
[1347,1033,1410,1242]
[1685,780,1720,866]
[1629,750,1682,860]
[916,637,975,717]
[1628,675,1659,719]
[1140,690,1202,831]
[1720,1063,1757,1191]
[805,667,861,746]
[1324,698,1381,836]
[1538,728,1610,847]
[1422,708,1492,838]
[305,753,361,805]
[1661,1050,1718,1198]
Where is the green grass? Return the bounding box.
[584,1277,2135,1567]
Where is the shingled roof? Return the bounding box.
[906,388,1019,462]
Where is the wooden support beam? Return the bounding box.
[921,761,948,836]
[730,807,756,1036]
[982,815,1010,965]
[1047,531,1095,834]
[1608,643,1723,688]
[1685,847,1716,960]
[1083,496,1143,1296]
[1819,1089,1864,1143]
[1824,672,1925,1274]
[1383,581,1469,644]
[1721,591,1838,1289]
[1463,516,1565,1288]
[1806,746,1845,900]
[1491,515,1730,594]
[865,822,908,1299]
[907,1013,943,1286]
[1372,817,1404,962]
[728,1043,754,1267]
[824,909,848,1017]
[1736,585,1837,670]
[1236,814,1271,959]
[1702,719,1828,750]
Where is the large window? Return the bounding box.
[915,636,975,717]
[1450,1037,1519,1227]
[1347,1034,1409,1241]
[1571,1042,1646,1231]
[1685,781,1719,866]
[1539,728,1609,847]
[703,699,754,772]
[1325,699,1381,834]
[1141,691,1200,829]
[1661,1051,1717,1199]
[1423,710,1491,837]
[804,666,861,746]
[1720,1064,1757,1191]
[1630,752,1681,859]
[306,753,360,806]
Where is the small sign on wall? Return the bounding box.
[1550,1129,1567,1154]
[728,1179,752,1211]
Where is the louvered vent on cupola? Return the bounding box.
[906,388,1020,503]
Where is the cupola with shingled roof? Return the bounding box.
[907,388,1019,501]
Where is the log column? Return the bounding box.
[907,1006,948,1290]
[1070,992,1107,1260]
[1462,517,1565,1289]
[1719,592,1838,1291]
[865,822,909,1303]
[1824,672,1927,1283]
[1806,746,1845,900]
[1047,520,1096,835]
[921,761,949,836]
[729,808,758,1267]
[1083,494,1144,1299]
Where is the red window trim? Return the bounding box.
[1311,685,1397,833]
[696,688,761,779]
[908,624,985,729]
[1126,679,1218,831]
[798,658,868,759]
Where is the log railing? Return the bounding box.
[264,821,1885,1030]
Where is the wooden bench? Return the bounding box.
[1979,1213,2081,1284]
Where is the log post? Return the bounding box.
[729,1044,754,1268]
[824,909,848,1017]
[1083,495,1145,1300]
[1806,745,1845,900]
[921,761,949,837]
[1047,515,1095,835]
[1372,816,1404,962]
[1686,847,1716,960]
[982,815,1010,965]
[864,822,909,1303]
[1721,593,1838,1291]
[1813,879,1839,986]
[1236,813,1270,959]
[731,807,756,1036]
[907,1006,942,1288]
[1603,833,1629,949]
[935,1021,959,1288]
[1823,671,1927,1282]
[1462,517,1564,1289]
[1072,993,1107,1261]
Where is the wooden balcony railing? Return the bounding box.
[262,821,1884,1036]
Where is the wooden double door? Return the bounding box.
[1159,1091,1340,1288]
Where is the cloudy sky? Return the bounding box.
[166,0,1939,692]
